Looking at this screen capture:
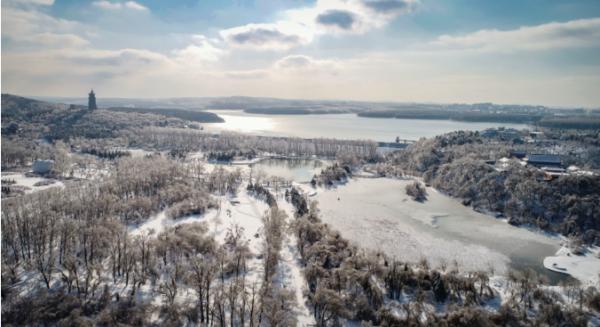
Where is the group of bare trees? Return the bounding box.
[258,208,297,326]
[1,152,304,326]
[127,127,378,159]
[1,155,250,325]
[310,163,351,187]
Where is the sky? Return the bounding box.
[2,0,600,107]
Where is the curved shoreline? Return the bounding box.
[543,245,600,286]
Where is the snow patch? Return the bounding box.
[1,172,64,194]
[543,246,600,286]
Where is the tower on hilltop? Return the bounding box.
[88,89,97,110]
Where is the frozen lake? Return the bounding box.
[250,158,325,183]
[314,178,568,283]
[205,110,529,142]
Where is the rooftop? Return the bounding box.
[527,154,561,164]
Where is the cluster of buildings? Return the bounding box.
[492,151,593,181]
[480,128,596,180]
[481,127,549,144]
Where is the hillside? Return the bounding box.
[376,130,600,245]
[107,107,224,123]
[1,94,203,140]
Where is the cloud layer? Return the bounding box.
[92,1,148,11]
[316,10,357,30]
[433,18,600,52]
[2,0,600,107]
[220,0,418,50]
[220,24,308,50]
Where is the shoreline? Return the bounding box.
[543,245,600,286]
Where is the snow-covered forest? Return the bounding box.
[2,95,600,325]
[373,130,600,245]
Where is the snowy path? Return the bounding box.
[278,199,316,326]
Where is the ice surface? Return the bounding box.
[314,177,560,275]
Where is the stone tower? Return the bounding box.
[88,89,97,110]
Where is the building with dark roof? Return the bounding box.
[526,154,562,168]
[509,150,527,159]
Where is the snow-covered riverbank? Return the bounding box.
[543,246,600,286]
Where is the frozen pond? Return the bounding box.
[205,110,529,142]
[250,158,326,183]
[314,178,568,283]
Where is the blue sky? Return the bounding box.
[2,0,600,107]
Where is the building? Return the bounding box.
[509,150,527,159]
[481,128,498,138]
[542,167,568,181]
[88,89,97,110]
[529,131,544,139]
[526,154,562,168]
[32,160,54,174]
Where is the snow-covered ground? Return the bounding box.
[126,148,155,158]
[127,183,315,324]
[277,199,316,326]
[313,177,560,277]
[129,191,268,254]
[1,172,64,194]
[125,188,270,319]
[543,246,600,286]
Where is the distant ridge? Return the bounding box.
[107,107,224,123]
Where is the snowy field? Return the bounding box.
[1,172,64,194]
[314,177,561,277]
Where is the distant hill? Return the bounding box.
[1,94,212,140]
[358,109,544,124]
[107,107,224,123]
[244,107,352,115]
[1,94,69,121]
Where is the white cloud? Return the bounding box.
[3,0,55,6]
[1,4,88,48]
[92,1,148,11]
[274,54,339,75]
[220,23,312,50]
[219,0,417,50]
[287,0,416,35]
[58,48,170,69]
[2,7,80,38]
[172,35,227,64]
[124,1,148,11]
[432,18,600,52]
[361,0,416,16]
[3,0,599,107]
[29,33,90,48]
[225,69,270,79]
